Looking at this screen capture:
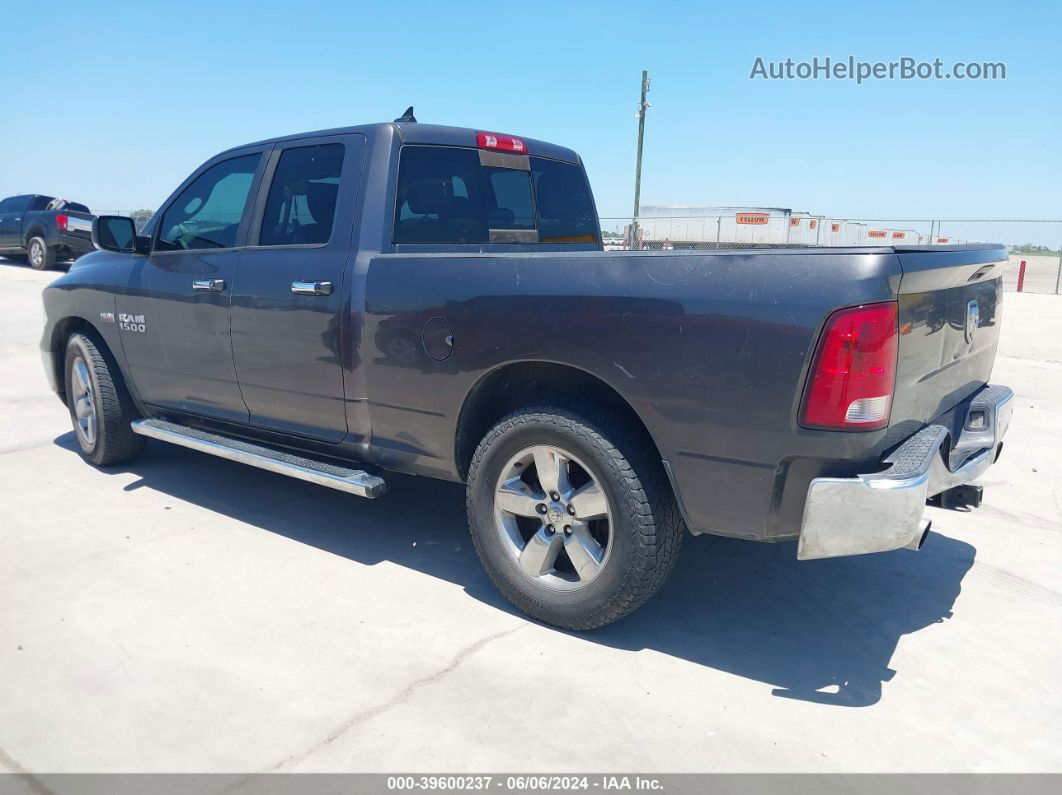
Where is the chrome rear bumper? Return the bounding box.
[797,384,1013,560]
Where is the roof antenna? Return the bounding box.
[394,106,417,123]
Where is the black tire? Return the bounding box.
[466,404,684,630]
[27,236,55,270]
[63,332,145,466]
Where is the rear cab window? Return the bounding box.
[42,198,90,213]
[393,145,599,246]
[531,158,599,243]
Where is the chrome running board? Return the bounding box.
[130,419,387,499]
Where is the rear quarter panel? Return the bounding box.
[21,211,53,243]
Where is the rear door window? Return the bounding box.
[259,143,346,246]
[5,196,31,213]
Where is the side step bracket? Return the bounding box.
[130,419,387,498]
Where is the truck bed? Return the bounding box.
[363,243,1005,540]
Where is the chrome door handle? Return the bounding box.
[291,280,333,296]
[192,278,226,292]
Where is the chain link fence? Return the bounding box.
[601,216,1062,294]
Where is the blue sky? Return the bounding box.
[2,0,1059,243]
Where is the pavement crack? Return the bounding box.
[268,624,523,771]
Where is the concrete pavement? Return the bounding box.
[1,258,1059,773]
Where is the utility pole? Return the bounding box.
[631,70,650,250]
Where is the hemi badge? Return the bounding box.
[100,312,115,323]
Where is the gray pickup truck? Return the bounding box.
[40,115,1012,629]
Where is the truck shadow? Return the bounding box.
[0,254,71,271]
[54,432,976,709]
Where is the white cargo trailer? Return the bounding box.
[823,220,868,246]
[638,206,792,246]
[787,212,826,245]
[636,207,937,248]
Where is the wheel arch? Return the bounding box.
[453,360,664,482]
[48,316,108,403]
[24,225,48,248]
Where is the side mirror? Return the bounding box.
[93,215,148,254]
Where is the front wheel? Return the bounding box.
[63,333,145,466]
[466,405,684,630]
[27,236,55,270]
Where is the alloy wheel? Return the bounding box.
[71,356,98,447]
[492,444,613,591]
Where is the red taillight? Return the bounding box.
[56,214,68,231]
[800,302,898,431]
[476,131,527,153]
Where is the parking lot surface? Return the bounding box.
[1,258,1059,773]
[1002,254,1061,294]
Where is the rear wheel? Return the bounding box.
[466,405,683,630]
[63,333,145,466]
[27,236,55,270]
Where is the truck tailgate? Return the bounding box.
[64,211,94,241]
[890,244,1006,429]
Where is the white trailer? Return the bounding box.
[823,220,868,246]
[888,229,919,245]
[636,207,937,248]
[787,212,827,245]
[637,206,793,246]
